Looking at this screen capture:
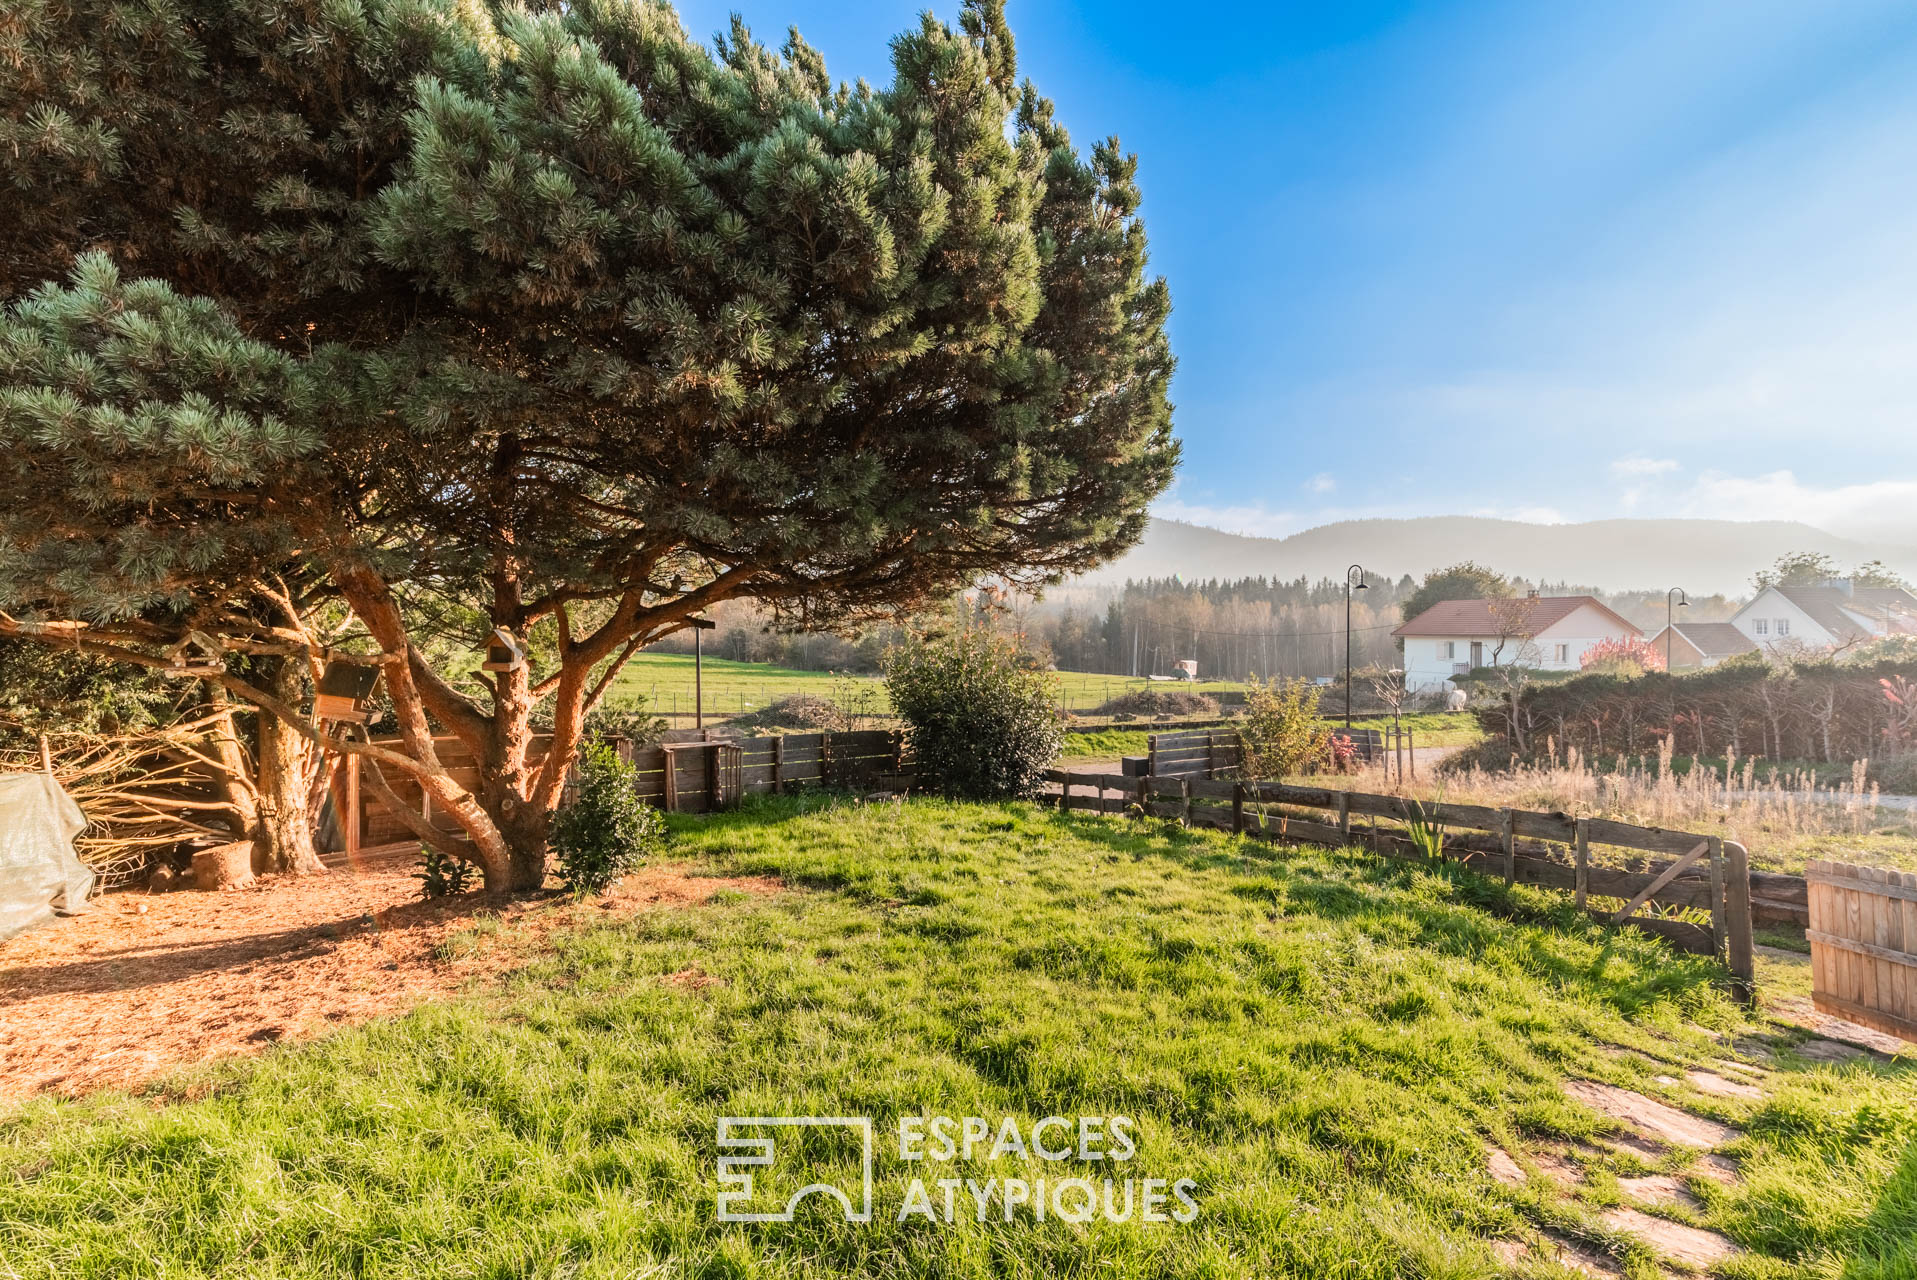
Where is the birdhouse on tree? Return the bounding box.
[161,632,225,679]
[482,626,528,672]
[314,661,381,723]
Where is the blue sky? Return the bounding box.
[674,0,1917,543]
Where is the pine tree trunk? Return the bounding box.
[253,656,327,875]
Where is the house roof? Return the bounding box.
[1765,586,1878,644]
[1392,595,1641,639]
[1658,622,1757,659]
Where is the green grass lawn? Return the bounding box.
[5,797,1913,1277]
[610,654,1257,718]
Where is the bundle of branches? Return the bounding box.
[0,713,252,888]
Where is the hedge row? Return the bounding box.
[1469,657,1917,763]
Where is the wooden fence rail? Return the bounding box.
[1808,860,1917,1043]
[322,729,906,856]
[1048,767,1757,999]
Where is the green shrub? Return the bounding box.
[414,846,476,899]
[1240,675,1332,779]
[549,742,667,895]
[885,629,1063,800]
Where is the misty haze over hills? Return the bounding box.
[1076,518,1917,598]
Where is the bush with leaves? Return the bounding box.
[1240,676,1332,779]
[886,630,1063,800]
[549,743,667,896]
[415,847,476,899]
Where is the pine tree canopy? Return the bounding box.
[0,0,1177,887]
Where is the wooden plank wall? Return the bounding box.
[324,729,905,850]
[1049,768,1757,993]
[1808,860,1917,1044]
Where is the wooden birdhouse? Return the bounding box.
[161,633,225,679]
[481,626,528,672]
[314,661,381,723]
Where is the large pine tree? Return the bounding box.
[0,0,1177,889]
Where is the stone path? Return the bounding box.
[1484,1071,1754,1275]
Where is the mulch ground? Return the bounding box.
[0,853,779,1103]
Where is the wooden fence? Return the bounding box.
[321,729,905,855]
[1049,767,1757,997]
[1808,860,1917,1043]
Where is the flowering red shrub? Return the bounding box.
[1579,636,1666,673]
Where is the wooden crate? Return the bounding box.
[1808,859,1917,1043]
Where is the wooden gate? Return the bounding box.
[1807,859,1917,1043]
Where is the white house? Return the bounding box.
[1728,581,1917,655]
[1393,595,1643,693]
[1643,622,1757,671]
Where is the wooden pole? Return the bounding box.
[1725,840,1757,1006]
[1573,817,1589,911]
[1500,809,1516,886]
[1232,782,1246,835]
[771,734,785,794]
[1708,836,1727,964]
[1337,791,1351,842]
[1181,777,1193,826]
[1408,730,1416,779]
[345,754,361,861]
[38,733,52,775]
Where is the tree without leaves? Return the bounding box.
[0,0,1177,890]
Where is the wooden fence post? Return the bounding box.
[1181,778,1193,826]
[1147,735,1158,777]
[1135,775,1149,817]
[1206,732,1217,779]
[1500,809,1516,886]
[1232,782,1246,835]
[1724,840,1756,1006]
[1337,791,1351,842]
[1060,776,1072,813]
[345,754,361,861]
[1707,836,1727,964]
[1573,817,1589,911]
[771,735,785,794]
[1408,730,1416,779]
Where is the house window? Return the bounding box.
[1438,641,1455,660]
[1753,619,1768,636]
[1776,618,1790,637]
[1553,643,1569,662]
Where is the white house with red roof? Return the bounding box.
[1392,594,1643,692]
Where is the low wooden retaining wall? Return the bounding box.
[1048,768,1757,998]
[323,729,905,853]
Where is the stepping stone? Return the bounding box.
[1533,1148,1585,1188]
[1487,1147,1526,1186]
[1685,1069,1763,1100]
[1493,1234,1623,1277]
[1601,1206,1739,1268]
[1794,1038,1868,1063]
[1689,1153,1740,1187]
[1617,1173,1702,1210]
[1563,1080,1740,1149]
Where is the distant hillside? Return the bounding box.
[1076,517,1917,597]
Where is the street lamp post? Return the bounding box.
[1345,564,1369,728]
[1665,588,1689,672]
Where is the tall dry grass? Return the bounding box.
[1363,737,1909,850]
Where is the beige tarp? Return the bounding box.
[0,771,91,942]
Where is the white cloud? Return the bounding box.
[1305,472,1336,493]
[1675,469,1917,543]
[1153,499,1304,539]
[1469,505,1567,524]
[1610,455,1681,479]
